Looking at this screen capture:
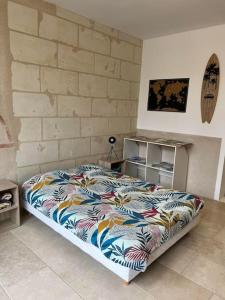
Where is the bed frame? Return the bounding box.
[24,201,200,283]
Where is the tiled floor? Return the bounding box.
[0,199,225,300]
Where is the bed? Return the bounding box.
[22,164,203,283]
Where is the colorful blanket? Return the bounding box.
[22,164,203,271]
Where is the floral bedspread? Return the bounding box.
[22,164,203,271]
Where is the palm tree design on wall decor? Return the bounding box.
[201,53,220,124]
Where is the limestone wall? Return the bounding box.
[1,0,142,183]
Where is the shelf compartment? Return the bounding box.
[125,162,146,181]
[126,158,146,166]
[0,205,18,214]
[147,144,175,166]
[148,165,174,174]
[124,139,147,165]
[0,180,20,230]
[146,167,173,188]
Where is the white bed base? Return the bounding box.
[24,202,200,283]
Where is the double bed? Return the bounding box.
[22,164,203,283]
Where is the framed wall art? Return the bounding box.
[147,78,190,112]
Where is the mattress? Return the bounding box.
[22,164,203,272]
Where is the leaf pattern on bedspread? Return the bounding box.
[22,164,204,271]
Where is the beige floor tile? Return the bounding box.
[0,232,45,287]
[64,260,155,300]
[6,267,81,300]
[0,285,9,299]
[210,295,225,300]
[40,236,95,279]
[178,231,225,268]
[13,216,94,278]
[134,261,212,300]
[18,219,154,300]
[183,256,225,298]
[203,199,225,216]
[191,217,225,240]
[5,199,225,300]
[158,243,196,274]
[214,227,225,245]
[11,215,62,253]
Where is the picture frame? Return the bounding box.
[147,78,190,112]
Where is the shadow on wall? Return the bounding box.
[0,115,13,148]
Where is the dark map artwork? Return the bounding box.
[147,78,189,112]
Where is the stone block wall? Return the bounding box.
[6,0,142,183]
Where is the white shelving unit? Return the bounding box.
[123,136,191,191]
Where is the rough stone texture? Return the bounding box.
[17,141,58,167]
[40,67,78,95]
[39,13,78,46]
[79,74,107,97]
[81,118,109,137]
[17,164,40,184]
[57,96,91,117]
[12,62,40,92]
[59,137,90,160]
[79,26,110,55]
[131,118,137,132]
[92,99,117,116]
[0,148,16,181]
[130,82,140,100]
[108,117,131,134]
[117,101,138,117]
[94,54,120,78]
[13,0,56,15]
[18,118,42,141]
[0,0,17,182]
[56,6,92,27]
[13,92,57,117]
[3,0,142,180]
[111,39,134,62]
[108,79,130,99]
[118,31,142,46]
[10,31,57,66]
[39,160,75,173]
[8,1,38,35]
[43,118,80,140]
[134,46,142,64]
[58,44,94,73]
[121,61,141,82]
[91,134,124,155]
[93,22,118,38]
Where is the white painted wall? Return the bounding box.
[137,24,225,199]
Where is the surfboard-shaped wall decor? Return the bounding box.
[201,53,220,124]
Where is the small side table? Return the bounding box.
[0,180,20,233]
[98,159,124,172]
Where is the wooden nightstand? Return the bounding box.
[0,180,20,233]
[98,159,124,172]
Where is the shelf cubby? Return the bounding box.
[123,137,191,191]
[0,180,20,232]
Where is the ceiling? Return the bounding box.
[47,0,225,39]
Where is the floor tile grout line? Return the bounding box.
[10,223,214,300]
[158,261,214,297]
[0,231,48,291]
[132,282,157,300]
[39,264,85,300]
[10,223,155,300]
[5,199,225,300]
[10,227,85,300]
[179,258,221,298]
[0,280,12,300]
